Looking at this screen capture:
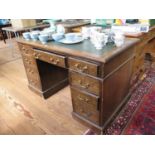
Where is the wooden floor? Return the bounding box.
[0,40,88,135]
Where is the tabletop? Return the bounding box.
[17,37,139,63]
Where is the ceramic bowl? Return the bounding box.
[30,31,40,41]
[39,34,49,44]
[22,32,31,40]
[30,33,39,41]
[65,33,78,41]
[52,33,64,41]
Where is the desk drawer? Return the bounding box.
[25,66,38,77]
[68,57,99,77]
[18,43,33,56]
[33,49,66,68]
[71,87,99,124]
[70,71,101,96]
[22,55,36,66]
[26,68,41,88]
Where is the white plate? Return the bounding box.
[58,37,84,44]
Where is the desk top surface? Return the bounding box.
[17,37,139,63]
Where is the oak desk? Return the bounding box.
[17,38,139,134]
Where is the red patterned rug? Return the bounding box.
[84,68,155,135]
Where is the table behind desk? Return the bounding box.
[125,26,155,89]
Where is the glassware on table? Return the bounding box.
[113,31,125,47]
[90,31,108,50]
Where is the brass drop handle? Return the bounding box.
[78,80,90,89]
[85,98,89,103]
[22,46,25,50]
[33,53,40,59]
[75,63,80,68]
[85,83,90,88]
[25,59,31,64]
[53,59,60,64]
[82,65,88,71]
[30,70,34,74]
[50,57,60,65]
[78,96,84,101]
[50,57,54,61]
[78,96,89,103]
[27,61,31,65]
[22,48,29,54]
[27,69,34,74]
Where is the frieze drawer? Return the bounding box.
[33,49,66,68]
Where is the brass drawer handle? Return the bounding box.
[33,53,40,59]
[82,66,88,71]
[50,57,54,61]
[78,80,90,89]
[24,59,31,64]
[85,83,90,88]
[75,63,80,68]
[78,96,89,103]
[27,68,34,74]
[22,46,25,50]
[53,59,60,64]
[27,61,31,65]
[74,63,88,72]
[50,57,60,65]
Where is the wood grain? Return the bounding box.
[0,48,88,134]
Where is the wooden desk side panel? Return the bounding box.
[101,48,134,127]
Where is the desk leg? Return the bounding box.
[6,31,20,58]
[5,31,15,57]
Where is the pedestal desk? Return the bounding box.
[17,38,139,134]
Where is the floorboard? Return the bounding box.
[0,40,88,134]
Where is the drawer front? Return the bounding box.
[33,49,66,68]
[25,66,41,89]
[68,57,99,77]
[71,87,99,124]
[70,71,101,96]
[18,43,33,56]
[25,66,38,78]
[22,55,36,67]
